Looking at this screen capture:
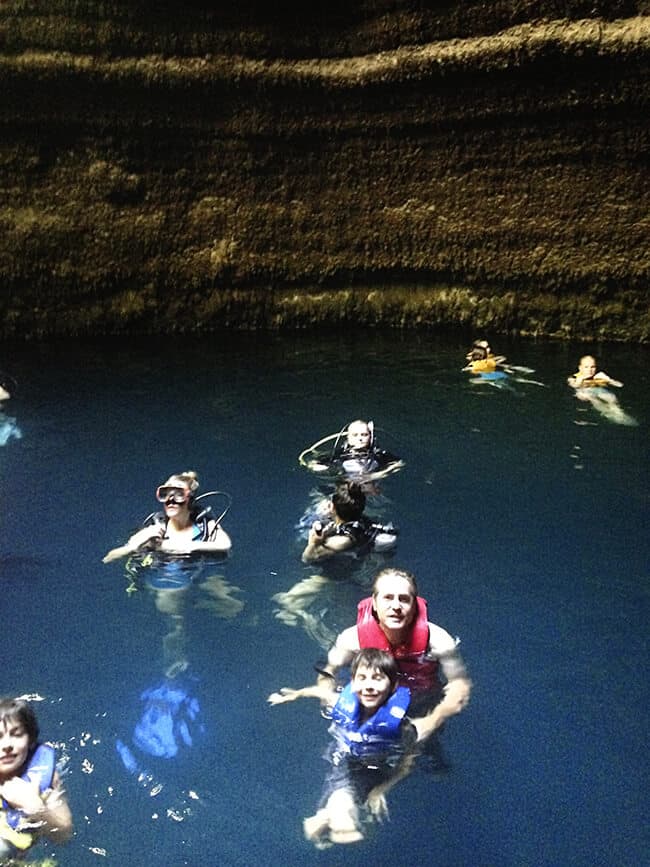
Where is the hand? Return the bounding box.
[366,790,389,821]
[267,688,299,705]
[0,777,44,816]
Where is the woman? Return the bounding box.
[102,471,231,563]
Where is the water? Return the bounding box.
[1,331,648,866]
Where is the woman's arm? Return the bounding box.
[102,524,163,563]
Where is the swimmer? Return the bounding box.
[0,372,17,404]
[102,470,232,563]
[567,355,622,390]
[301,481,398,563]
[320,567,471,717]
[568,355,635,425]
[0,697,72,861]
[300,419,403,480]
[268,649,445,848]
[463,339,507,375]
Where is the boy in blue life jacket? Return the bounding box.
[268,648,441,848]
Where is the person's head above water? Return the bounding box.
[350,648,399,710]
[0,697,39,782]
[577,355,597,379]
[371,568,419,635]
[331,481,366,522]
[345,420,373,452]
[466,339,491,361]
[156,471,200,507]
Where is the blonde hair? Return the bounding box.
[164,471,200,495]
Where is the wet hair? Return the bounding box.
[0,697,39,748]
[332,481,366,522]
[468,339,490,361]
[164,471,200,497]
[372,567,418,599]
[350,649,399,688]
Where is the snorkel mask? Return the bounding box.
[156,485,191,506]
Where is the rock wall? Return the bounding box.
[1,1,649,340]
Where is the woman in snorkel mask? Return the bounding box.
[102,470,231,563]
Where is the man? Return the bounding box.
[322,567,471,724]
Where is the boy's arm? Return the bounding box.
[267,682,336,706]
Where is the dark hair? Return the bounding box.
[332,481,366,522]
[350,648,399,688]
[0,697,40,748]
[372,567,418,599]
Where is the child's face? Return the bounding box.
[0,718,31,782]
[346,422,371,450]
[351,664,393,711]
[579,356,597,378]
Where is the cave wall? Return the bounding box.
[1,2,649,339]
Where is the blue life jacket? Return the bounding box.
[0,744,56,859]
[3,744,56,830]
[329,683,411,758]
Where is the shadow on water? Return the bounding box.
[0,331,648,866]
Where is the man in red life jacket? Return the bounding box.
[321,568,471,723]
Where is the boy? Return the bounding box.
[268,648,441,848]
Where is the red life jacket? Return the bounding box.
[356,596,439,693]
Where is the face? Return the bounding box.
[579,356,597,377]
[347,422,371,450]
[351,663,393,711]
[373,573,417,633]
[156,480,191,516]
[0,718,31,782]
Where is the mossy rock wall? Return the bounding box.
[0,2,649,340]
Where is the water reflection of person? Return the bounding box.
[0,697,72,861]
[268,649,446,848]
[102,470,231,563]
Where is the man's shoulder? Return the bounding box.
[336,624,361,651]
[426,621,458,654]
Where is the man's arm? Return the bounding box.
[411,677,471,742]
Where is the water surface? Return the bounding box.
[1,331,648,866]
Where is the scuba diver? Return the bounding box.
[0,697,72,861]
[299,420,403,480]
[301,481,398,563]
[102,470,232,563]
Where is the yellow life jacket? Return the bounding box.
[471,356,497,373]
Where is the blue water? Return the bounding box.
[1,331,648,866]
